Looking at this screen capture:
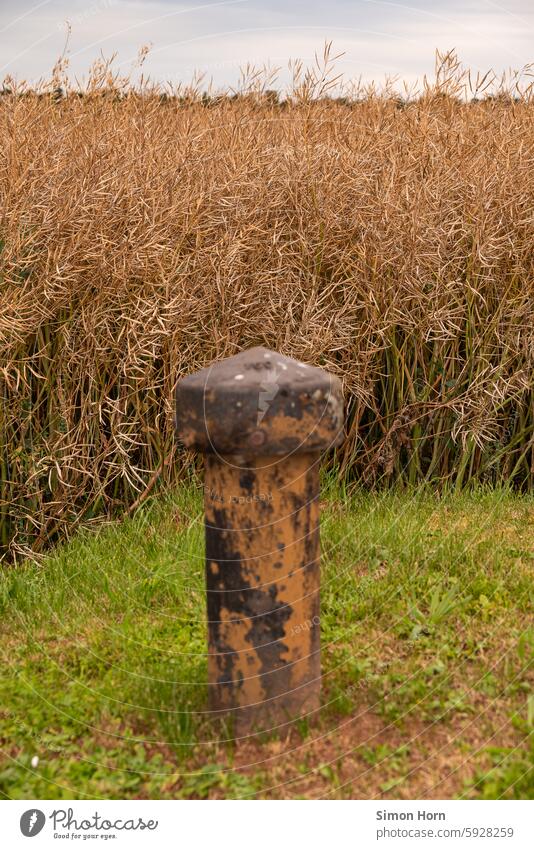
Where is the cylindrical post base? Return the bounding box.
[204,452,321,733]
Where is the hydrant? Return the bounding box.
[175,347,344,734]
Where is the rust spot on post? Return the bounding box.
[175,346,344,734]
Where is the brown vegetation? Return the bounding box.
[1,51,533,559]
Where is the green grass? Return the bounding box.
[1,480,533,799]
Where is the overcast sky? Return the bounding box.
[1,0,533,91]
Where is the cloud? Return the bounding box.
[0,0,532,88]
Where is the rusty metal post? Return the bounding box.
[175,347,344,733]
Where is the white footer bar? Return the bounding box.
[3,799,533,849]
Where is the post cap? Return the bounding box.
[175,346,344,455]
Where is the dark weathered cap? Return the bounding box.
[175,346,344,455]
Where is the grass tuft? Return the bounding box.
[0,483,532,799]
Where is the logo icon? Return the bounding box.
[20,809,45,837]
[257,365,282,424]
